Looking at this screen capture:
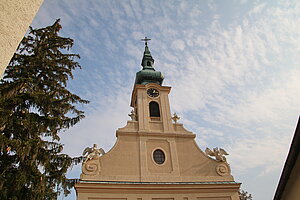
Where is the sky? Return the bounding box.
[30,0,300,199]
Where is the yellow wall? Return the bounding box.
[281,153,300,200]
[0,0,43,77]
[76,182,240,200]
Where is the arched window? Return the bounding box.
[147,61,151,66]
[149,101,160,117]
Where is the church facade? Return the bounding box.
[75,40,240,200]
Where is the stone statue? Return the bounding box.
[82,144,105,163]
[205,147,229,162]
[172,113,180,123]
[128,109,137,120]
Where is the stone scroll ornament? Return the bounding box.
[82,159,99,175]
[216,163,230,176]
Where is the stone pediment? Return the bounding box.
[80,125,233,182]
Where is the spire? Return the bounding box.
[140,37,154,70]
[144,44,151,55]
[135,37,164,85]
[142,37,151,56]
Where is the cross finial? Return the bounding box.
[141,37,151,46]
[172,113,180,123]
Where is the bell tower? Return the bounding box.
[75,38,241,200]
[131,38,173,133]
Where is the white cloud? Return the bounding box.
[208,0,217,12]
[161,2,300,183]
[248,3,266,15]
[227,134,290,176]
[172,39,185,51]
[30,1,300,200]
[60,89,132,157]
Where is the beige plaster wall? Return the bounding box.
[80,134,141,181]
[281,153,300,200]
[80,129,233,182]
[0,0,43,77]
[76,182,241,200]
[176,138,224,177]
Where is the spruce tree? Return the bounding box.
[239,189,253,200]
[0,19,89,199]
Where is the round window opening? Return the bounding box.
[153,149,165,165]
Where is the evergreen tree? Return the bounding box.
[0,19,89,199]
[239,189,253,200]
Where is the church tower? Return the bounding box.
[75,39,240,200]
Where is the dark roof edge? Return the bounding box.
[273,116,300,200]
[77,180,240,185]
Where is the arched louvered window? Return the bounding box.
[147,61,151,66]
[149,101,160,117]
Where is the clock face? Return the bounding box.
[147,88,159,97]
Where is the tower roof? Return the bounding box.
[135,37,164,85]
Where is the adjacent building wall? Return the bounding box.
[0,0,44,77]
[281,153,300,200]
[274,117,300,200]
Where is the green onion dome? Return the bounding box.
[135,43,164,85]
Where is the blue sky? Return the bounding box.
[31,0,300,199]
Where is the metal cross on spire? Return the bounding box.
[141,37,151,46]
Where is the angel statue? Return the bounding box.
[205,147,229,162]
[128,109,137,120]
[82,144,105,163]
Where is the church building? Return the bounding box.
[75,39,240,200]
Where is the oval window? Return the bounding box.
[153,149,165,164]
